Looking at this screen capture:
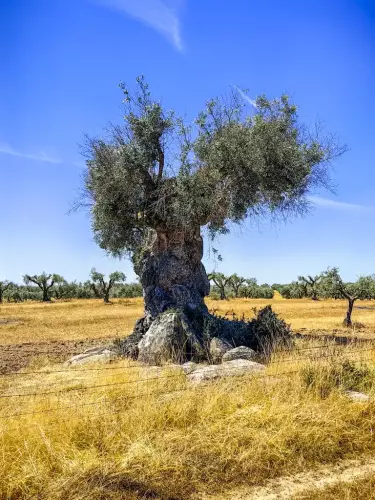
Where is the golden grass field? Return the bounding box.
[1,297,375,499]
[1,295,375,345]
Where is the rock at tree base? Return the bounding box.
[138,310,206,365]
[222,346,257,362]
[187,359,265,383]
[209,337,232,363]
[115,304,292,364]
[66,347,119,366]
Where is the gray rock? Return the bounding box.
[345,390,370,402]
[187,359,265,383]
[209,337,232,363]
[138,311,204,365]
[181,361,199,374]
[66,347,118,366]
[222,346,257,362]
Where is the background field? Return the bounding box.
[1,295,375,345]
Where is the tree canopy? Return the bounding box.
[23,273,64,302]
[80,76,345,261]
[89,268,126,303]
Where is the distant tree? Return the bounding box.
[297,274,322,300]
[320,268,375,326]
[229,274,247,298]
[280,281,306,299]
[0,281,12,304]
[208,272,231,300]
[115,282,143,298]
[89,268,126,303]
[23,273,64,302]
[51,279,70,299]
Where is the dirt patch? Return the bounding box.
[195,456,375,499]
[0,337,113,374]
[0,318,23,325]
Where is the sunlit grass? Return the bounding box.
[1,344,375,499]
[1,296,375,345]
[1,298,375,498]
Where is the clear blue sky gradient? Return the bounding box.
[1,0,374,284]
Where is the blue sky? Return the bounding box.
[1,0,374,285]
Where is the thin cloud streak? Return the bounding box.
[308,195,371,211]
[94,0,183,51]
[0,143,62,164]
[233,85,257,108]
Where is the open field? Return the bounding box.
[2,298,375,498]
[1,296,375,347]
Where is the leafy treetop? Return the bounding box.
[79,76,345,258]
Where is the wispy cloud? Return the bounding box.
[0,143,62,164]
[94,0,183,51]
[308,195,371,211]
[232,85,257,108]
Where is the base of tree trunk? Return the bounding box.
[114,305,293,364]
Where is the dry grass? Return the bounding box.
[1,342,375,499]
[0,298,144,344]
[1,298,375,498]
[1,296,375,345]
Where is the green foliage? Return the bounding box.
[239,283,274,299]
[208,272,232,300]
[228,273,247,297]
[320,268,375,301]
[297,274,322,300]
[89,268,126,302]
[23,273,65,302]
[0,280,12,303]
[280,281,308,299]
[79,76,345,259]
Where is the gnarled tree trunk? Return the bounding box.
[138,226,210,323]
[117,227,292,364]
[343,297,356,327]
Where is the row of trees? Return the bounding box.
[0,269,143,304]
[208,269,375,327]
[209,273,274,300]
[279,268,375,326]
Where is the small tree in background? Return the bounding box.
[0,281,12,304]
[89,268,126,303]
[280,281,307,299]
[297,274,322,300]
[23,273,64,302]
[229,274,247,298]
[208,272,231,300]
[320,268,375,326]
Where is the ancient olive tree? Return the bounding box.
[208,272,232,300]
[297,274,322,300]
[23,273,64,302]
[320,268,375,326]
[0,281,12,304]
[89,268,126,303]
[79,76,345,360]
